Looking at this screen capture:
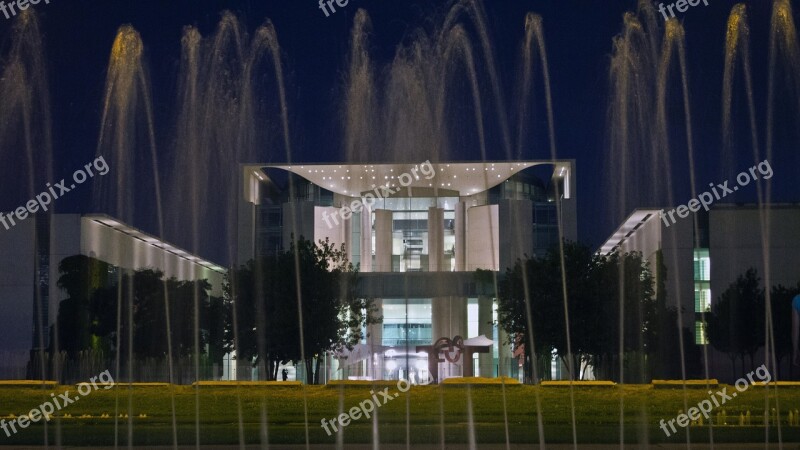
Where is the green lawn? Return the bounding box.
[0,383,799,445]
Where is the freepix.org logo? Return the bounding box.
[658,365,772,437]
[320,373,433,436]
[322,160,436,229]
[0,156,110,232]
[656,0,710,21]
[1,370,114,438]
[0,0,51,21]
[659,159,772,228]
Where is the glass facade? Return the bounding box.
[533,205,559,258]
[258,168,560,267]
[373,298,501,380]
[257,205,283,257]
[381,299,432,347]
[693,248,711,345]
[368,197,458,273]
[488,174,559,258]
[381,299,432,380]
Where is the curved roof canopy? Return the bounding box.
[255,161,570,197]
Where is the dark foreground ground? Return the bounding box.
[2,445,800,449]
[0,383,799,446]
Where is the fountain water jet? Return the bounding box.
[0,8,53,447]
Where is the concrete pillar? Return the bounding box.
[431,296,468,380]
[360,207,373,272]
[478,295,494,377]
[237,169,259,265]
[374,210,393,272]
[498,326,510,377]
[498,200,533,273]
[367,298,383,380]
[454,201,466,271]
[343,212,352,262]
[428,207,444,272]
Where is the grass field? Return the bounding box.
[0,382,799,446]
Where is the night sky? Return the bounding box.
[0,0,797,257]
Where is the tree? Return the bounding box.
[589,250,657,382]
[89,270,219,360]
[52,255,112,356]
[228,237,380,383]
[769,283,800,378]
[496,257,555,383]
[496,241,658,383]
[644,250,701,381]
[205,295,229,370]
[706,268,765,375]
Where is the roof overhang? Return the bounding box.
[85,214,227,273]
[247,161,572,197]
[598,209,661,255]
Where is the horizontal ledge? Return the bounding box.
[540,381,617,387]
[191,381,302,387]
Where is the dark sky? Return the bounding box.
[0,0,797,254]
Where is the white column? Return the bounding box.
[360,206,373,272]
[454,201,466,271]
[367,298,384,380]
[498,326,510,377]
[431,296,468,379]
[374,210,393,272]
[343,211,352,262]
[478,296,494,377]
[428,207,444,272]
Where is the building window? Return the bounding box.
[381,299,432,347]
[695,286,711,312]
[693,249,710,281]
[695,320,708,345]
[693,249,711,344]
[257,205,283,257]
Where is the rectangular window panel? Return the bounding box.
[695,321,708,345]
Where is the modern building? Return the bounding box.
[600,204,800,380]
[237,161,577,381]
[0,213,226,378]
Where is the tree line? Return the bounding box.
[51,236,798,384]
[495,242,800,383]
[706,268,800,379]
[50,237,380,384]
[495,243,697,383]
